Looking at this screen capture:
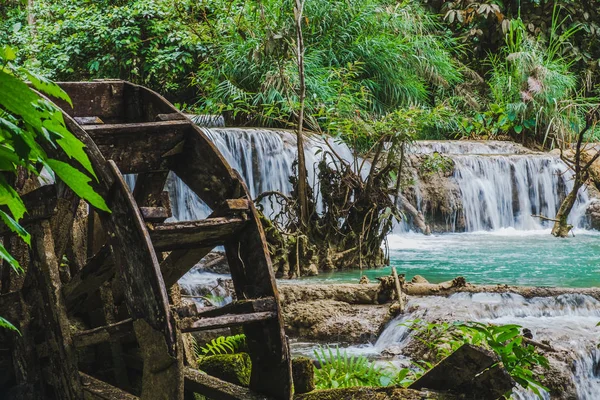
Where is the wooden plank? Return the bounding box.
[84,121,189,174]
[160,247,213,288]
[209,199,250,218]
[140,207,171,222]
[0,185,57,235]
[149,218,246,252]
[73,319,134,348]
[105,161,183,399]
[75,116,104,125]
[455,364,515,399]
[63,245,114,312]
[193,298,276,319]
[156,113,186,121]
[409,344,498,391]
[179,311,277,333]
[81,372,139,400]
[168,126,243,209]
[28,221,83,398]
[132,172,170,207]
[224,184,293,398]
[56,81,125,124]
[184,367,270,400]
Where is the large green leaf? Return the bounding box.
[0,243,22,273]
[46,159,110,212]
[0,70,45,132]
[22,69,73,107]
[0,315,19,334]
[43,112,96,178]
[0,210,31,245]
[0,176,27,220]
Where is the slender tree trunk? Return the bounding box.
[294,0,309,229]
[552,181,582,237]
[27,0,35,27]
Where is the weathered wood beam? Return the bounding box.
[63,245,114,312]
[105,161,183,399]
[209,199,250,218]
[168,127,243,209]
[179,311,277,333]
[28,221,83,398]
[160,247,213,288]
[80,372,139,400]
[156,113,186,122]
[149,218,246,252]
[184,367,270,400]
[0,186,57,235]
[140,207,171,222]
[193,297,276,319]
[85,121,189,174]
[132,172,170,208]
[72,319,134,348]
[56,81,126,124]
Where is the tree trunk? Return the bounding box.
[294,0,309,229]
[551,181,582,237]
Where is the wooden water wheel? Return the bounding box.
[0,80,292,399]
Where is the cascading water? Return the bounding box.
[405,141,592,232]
[167,127,359,221]
[362,293,600,399]
[453,154,589,231]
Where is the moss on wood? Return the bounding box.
[197,353,251,387]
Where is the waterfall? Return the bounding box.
[167,127,359,221]
[453,154,589,231]
[372,293,600,399]
[407,141,592,232]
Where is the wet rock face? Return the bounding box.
[282,299,388,344]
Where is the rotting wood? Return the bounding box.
[391,267,405,314]
[132,172,170,207]
[140,206,171,222]
[160,247,213,288]
[72,318,134,348]
[3,80,293,400]
[179,311,277,333]
[81,372,139,400]
[455,364,515,400]
[85,121,190,174]
[149,218,247,251]
[63,244,114,312]
[28,221,83,399]
[184,367,270,400]
[0,186,58,235]
[193,297,276,319]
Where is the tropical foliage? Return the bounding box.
[0,45,108,330]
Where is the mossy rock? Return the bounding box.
[197,353,251,387]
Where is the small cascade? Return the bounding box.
[408,141,592,232]
[373,293,600,399]
[453,154,589,231]
[167,127,359,221]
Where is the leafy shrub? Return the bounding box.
[403,319,550,398]
[419,152,454,177]
[195,334,247,357]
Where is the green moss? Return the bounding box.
[292,357,315,394]
[295,387,453,400]
[197,353,251,387]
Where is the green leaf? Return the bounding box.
[514,125,523,134]
[44,114,97,179]
[0,243,22,273]
[22,70,73,107]
[0,315,20,334]
[0,175,27,220]
[0,210,31,245]
[46,159,110,212]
